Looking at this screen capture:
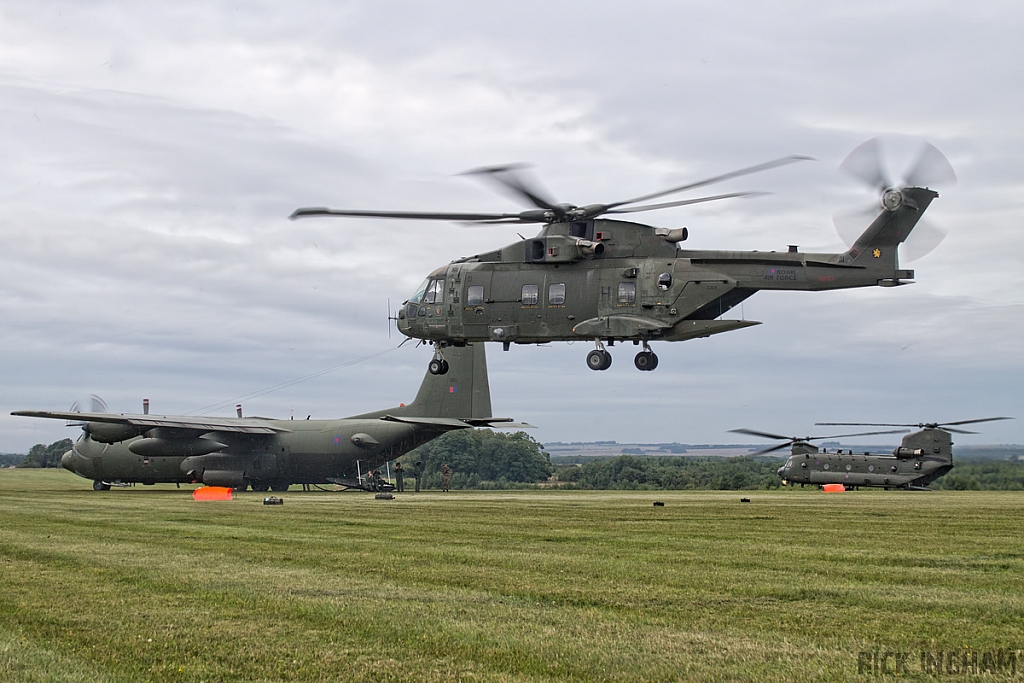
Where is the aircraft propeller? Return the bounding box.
[66,394,108,427]
[833,138,957,262]
[290,155,812,225]
[815,417,1013,435]
[730,427,910,456]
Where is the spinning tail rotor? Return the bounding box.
[834,138,956,262]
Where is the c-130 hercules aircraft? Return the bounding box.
[13,344,516,491]
[292,139,955,373]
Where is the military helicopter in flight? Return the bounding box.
[733,417,1012,490]
[292,139,955,373]
[13,344,517,491]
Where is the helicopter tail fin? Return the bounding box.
[843,187,938,276]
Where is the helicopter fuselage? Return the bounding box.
[398,194,928,360]
[777,427,954,490]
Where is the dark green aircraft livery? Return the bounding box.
[13,344,519,491]
[292,140,956,373]
[734,418,1012,490]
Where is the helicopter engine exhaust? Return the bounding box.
[575,239,605,257]
[893,447,924,459]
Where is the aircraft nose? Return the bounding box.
[777,465,787,477]
[60,450,75,472]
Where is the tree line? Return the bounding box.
[9,439,73,468]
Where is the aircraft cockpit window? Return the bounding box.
[548,283,565,306]
[522,284,539,305]
[657,272,673,290]
[618,282,636,304]
[467,285,484,306]
[409,278,430,304]
[424,279,445,304]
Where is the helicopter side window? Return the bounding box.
[424,279,445,304]
[521,284,539,306]
[548,283,565,306]
[618,282,636,304]
[467,285,484,306]
[657,272,673,291]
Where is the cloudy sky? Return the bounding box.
[2,1,1022,452]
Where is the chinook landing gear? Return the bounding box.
[427,343,449,375]
[92,480,110,491]
[586,339,613,371]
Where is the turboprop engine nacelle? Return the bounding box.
[85,422,147,444]
[128,437,228,457]
[893,447,924,459]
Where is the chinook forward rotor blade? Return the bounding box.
[730,428,794,441]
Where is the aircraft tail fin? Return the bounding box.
[843,187,937,275]
[358,344,492,421]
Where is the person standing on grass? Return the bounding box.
[415,460,423,492]
[395,461,405,492]
[441,463,452,492]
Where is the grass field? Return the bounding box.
[2,469,1023,681]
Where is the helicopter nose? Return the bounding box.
[60,450,75,472]
[777,465,787,477]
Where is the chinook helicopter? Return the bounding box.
[13,344,517,491]
[733,417,1012,490]
[292,139,956,373]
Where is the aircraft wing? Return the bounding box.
[380,415,531,429]
[11,410,288,435]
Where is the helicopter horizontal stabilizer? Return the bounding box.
[662,319,761,342]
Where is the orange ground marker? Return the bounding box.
[822,484,846,493]
[192,486,233,501]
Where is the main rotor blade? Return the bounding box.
[816,422,912,428]
[900,217,947,262]
[605,156,812,210]
[730,428,794,441]
[604,191,765,214]
[903,142,957,189]
[941,417,1013,427]
[290,208,526,222]
[809,429,910,440]
[751,442,794,456]
[839,138,891,191]
[460,164,559,210]
[942,428,979,434]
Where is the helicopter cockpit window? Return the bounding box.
[548,283,565,306]
[657,272,673,291]
[618,282,636,304]
[522,284,539,306]
[467,285,484,306]
[409,278,430,304]
[424,278,445,304]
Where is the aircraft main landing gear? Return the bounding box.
[633,343,659,371]
[586,340,612,371]
[93,480,110,491]
[428,343,449,375]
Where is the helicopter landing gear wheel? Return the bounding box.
[586,349,612,371]
[634,350,659,371]
[93,480,110,491]
[428,358,449,375]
